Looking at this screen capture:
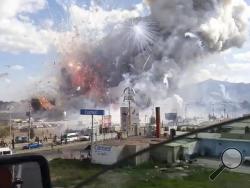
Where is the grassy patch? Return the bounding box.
[49,159,102,187]
[50,159,250,188]
[124,166,250,188]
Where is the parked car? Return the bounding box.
[63,132,79,143]
[22,142,43,150]
[15,136,28,144]
[78,135,90,141]
[54,137,63,145]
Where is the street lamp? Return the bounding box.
[63,111,67,131]
[8,106,13,138]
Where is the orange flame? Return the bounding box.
[39,97,54,111]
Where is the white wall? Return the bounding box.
[91,145,124,165]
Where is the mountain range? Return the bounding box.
[1,79,250,116]
[177,79,250,116]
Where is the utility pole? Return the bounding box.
[91,114,94,154]
[223,103,226,119]
[145,115,147,125]
[212,103,215,117]
[63,111,67,133]
[9,112,12,138]
[8,105,14,141]
[28,104,32,143]
[128,100,131,132]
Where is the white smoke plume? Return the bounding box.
[42,0,249,119]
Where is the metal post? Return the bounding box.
[9,113,12,138]
[64,111,67,132]
[212,103,215,117]
[223,104,226,119]
[185,104,188,119]
[91,114,94,156]
[102,115,104,138]
[28,107,31,143]
[128,100,131,136]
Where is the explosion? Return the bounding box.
[39,97,54,111]
[61,61,107,103]
[51,0,249,113]
[31,97,55,111]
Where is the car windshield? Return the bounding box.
[67,135,78,138]
[0,0,250,188]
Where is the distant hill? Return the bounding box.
[0,100,29,112]
[1,79,250,118]
[0,100,63,121]
[177,79,250,115]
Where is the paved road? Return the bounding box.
[194,158,250,174]
[14,141,89,153]
[13,141,90,161]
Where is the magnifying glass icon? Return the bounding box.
[209,148,243,181]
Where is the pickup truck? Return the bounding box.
[0,147,12,156]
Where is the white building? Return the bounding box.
[120,106,140,136]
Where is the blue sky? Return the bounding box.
[0,0,142,101]
[1,0,250,101]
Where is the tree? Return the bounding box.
[150,116,156,125]
[245,126,250,134]
[0,127,9,138]
[30,128,35,140]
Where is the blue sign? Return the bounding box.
[80,109,104,116]
[95,145,112,152]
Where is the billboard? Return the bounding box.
[165,113,177,121]
[102,115,112,128]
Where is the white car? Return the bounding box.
[0,147,12,156]
[64,133,79,143]
[78,135,90,141]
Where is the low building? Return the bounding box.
[198,138,250,158]
[196,117,250,158]
[150,139,198,163]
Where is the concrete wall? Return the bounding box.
[91,143,150,166]
[150,144,181,163]
[123,144,150,165]
[197,133,222,139]
[198,139,250,158]
[183,141,199,155]
[91,144,125,165]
